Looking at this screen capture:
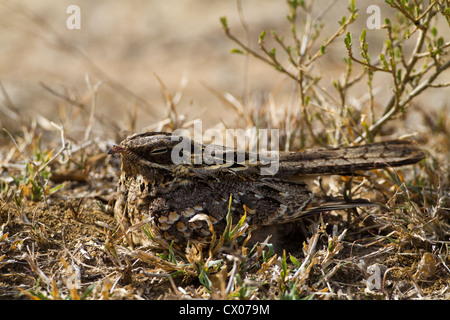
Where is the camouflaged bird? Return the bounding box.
[108,132,425,248]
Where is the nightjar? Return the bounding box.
[108,132,425,249]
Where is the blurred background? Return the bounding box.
[0,0,448,143]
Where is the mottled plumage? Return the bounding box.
[109,132,425,248]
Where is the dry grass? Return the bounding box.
[0,0,449,300]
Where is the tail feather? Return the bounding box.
[301,198,376,216]
[276,140,425,177]
[270,197,377,225]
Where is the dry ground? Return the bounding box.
[0,1,449,300]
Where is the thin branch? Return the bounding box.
[222,24,298,82]
[305,13,356,67]
[429,82,450,87]
[354,59,450,143]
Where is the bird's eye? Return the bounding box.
[151,147,168,155]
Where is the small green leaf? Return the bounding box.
[405,28,410,39]
[344,32,352,49]
[261,242,275,262]
[290,254,301,267]
[386,39,393,50]
[143,224,155,240]
[359,29,366,44]
[230,49,245,55]
[289,0,299,9]
[394,47,401,59]
[168,241,177,264]
[198,268,212,291]
[269,48,276,58]
[431,27,437,37]
[380,53,389,70]
[305,95,310,105]
[347,0,356,13]
[333,80,339,90]
[49,183,65,194]
[157,253,168,260]
[259,30,267,43]
[81,284,97,300]
[220,16,228,29]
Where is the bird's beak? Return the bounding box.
[108,145,126,155]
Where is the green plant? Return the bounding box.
[3,127,67,204]
[221,0,450,148]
